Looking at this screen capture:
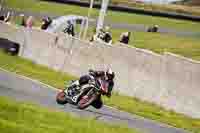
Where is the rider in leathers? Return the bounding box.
[70,68,115,109]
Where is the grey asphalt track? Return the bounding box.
[0,69,190,133]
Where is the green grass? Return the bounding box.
[5,0,200,32]
[0,51,200,133]
[6,0,200,62]
[86,27,200,61]
[85,0,200,16]
[104,93,200,133]
[0,51,76,88]
[0,96,138,133]
[132,32,200,61]
[9,14,200,61]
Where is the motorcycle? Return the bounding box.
[56,77,108,109]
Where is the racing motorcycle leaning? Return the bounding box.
[56,77,109,109]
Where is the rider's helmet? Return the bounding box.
[106,68,115,80]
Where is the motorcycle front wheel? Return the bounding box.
[56,91,68,105]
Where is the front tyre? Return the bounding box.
[56,91,68,105]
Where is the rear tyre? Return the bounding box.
[56,91,68,105]
[91,99,103,109]
[77,94,97,110]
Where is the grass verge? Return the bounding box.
[85,0,200,16]
[0,96,138,133]
[6,0,200,61]
[87,27,200,61]
[7,16,200,62]
[132,32,200,61]
[9,15,200,61]
[0,51,200,133]
[5,0,200,32]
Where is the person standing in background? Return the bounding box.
[4,11,11,23]
[0,11,11,23]
[26,16,34,28]
[119,32,131,45]
[19,14,26,27]
[102,26,112,45]
[63,21,75,37]
[41,17,52,30]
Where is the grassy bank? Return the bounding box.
[6,0,200,61]
[5,0,200,32]
[0,51,76,88]
[8,15,200,61]
[87,27,200,61]
[0,51,200,133]
[132,32,200,61]
[84,0,200,16]
[0,96,138,133]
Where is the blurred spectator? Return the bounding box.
[90,26,112,45]
[4,12,11,23]
[0,15,4,21]
[147,25,159,32]
[102,26,112,45]
[63,21,75,37]
[41,17,52,30]
[97,28,105,40]
[19,14,26,27]
[0,12,11,23]
[90,28,105,42]
[90,28,97,42]
[119,32,131,45]
[26,16,34,28]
